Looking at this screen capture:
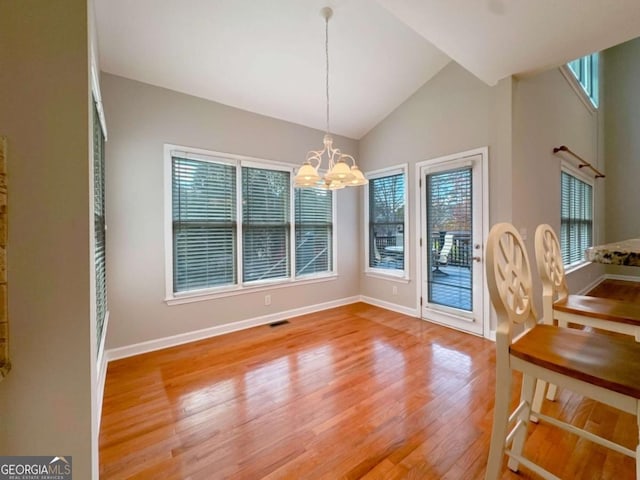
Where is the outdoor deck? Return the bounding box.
[429,264,472,311]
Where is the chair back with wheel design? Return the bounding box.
[485,223,537,340]
[534,224,569,324]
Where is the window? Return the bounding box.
[242,166,290,282]
[561,169,593,267]
[365,165,408,277]
[167,146,335,300]
[172,156,237,292]
[295,188,333,276]
[567,53,599,107]
[93,97,107,350]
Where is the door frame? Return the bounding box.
[414,147,491,339]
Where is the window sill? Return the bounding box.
[165,273,338,305]
[364,271,411,284]
[565,260,591,275]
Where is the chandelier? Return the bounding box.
[294,7,368,190]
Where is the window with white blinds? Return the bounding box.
[295,188,332,276]
[242,166,290,282]
[93,98,107,351]
[173,156,237,292]
[365,166,407,276]
[561,170,593,267]
[169,147,335,298]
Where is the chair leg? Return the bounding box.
[546,317,569,403]
[530,378,547,423]
[485,368,512,480]
[508,373,536,472]
[546,383,558,401]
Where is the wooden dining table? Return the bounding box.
[585,238,640,266]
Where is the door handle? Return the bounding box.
[473,256,481,262]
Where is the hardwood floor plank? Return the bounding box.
[100,281,639,479]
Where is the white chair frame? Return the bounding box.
[534,223,640,405]
[485,222,640,480]
[535,224,640,341]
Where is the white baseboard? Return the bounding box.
[576,275,606,295]
[604,273,640,283]
[105,296,361,362]
[359,295,419,318]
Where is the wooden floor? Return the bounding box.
[99,280,639,479]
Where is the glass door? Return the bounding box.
[420,152,484,335]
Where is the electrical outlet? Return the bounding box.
[265,294,271,306]
[392,286,398,296]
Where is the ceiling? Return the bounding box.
[95,0,640,140]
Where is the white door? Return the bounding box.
[419,150,487,336]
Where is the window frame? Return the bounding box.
[294,187,335,279]
[560,161,595,271]
[561,52,599,111]
[164,144,338,304]
[364,164,409,281]
[92,96,107,352]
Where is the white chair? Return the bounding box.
[485,222,640,480]
[534,224,640,404]
[535,224,640,341]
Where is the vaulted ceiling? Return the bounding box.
[95,0,640,139]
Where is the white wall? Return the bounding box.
[101,74,360,350]
[0,1,96,477]
[357,62,513,316]
[603,37,640,278]
[512,67,605,303]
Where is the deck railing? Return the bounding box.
[431,231,472,268]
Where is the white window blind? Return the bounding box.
[93,99,107,351]
[242,167,290,282]
[169,148,336,298]
[172,156,237,292]
[561,171,593,266]
[295,188,332,276]
[368,172,405,271]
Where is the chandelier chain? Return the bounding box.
[325,13,330,135]
[293,7,367,189]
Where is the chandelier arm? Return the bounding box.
[327,148,342,169]
[340,154,356,166]
[305,150,324,169]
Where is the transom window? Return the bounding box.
[167,146,335,300]
[560,169,593,267]
[365,165,408,278]
[567,53,599,108]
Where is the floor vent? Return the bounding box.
[269,320,290,328]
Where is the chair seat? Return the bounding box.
[511,324,640,399]
[554,294,640,326]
